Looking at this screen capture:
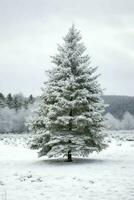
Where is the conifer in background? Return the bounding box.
[0,93,6,108]
[6,93,14,109]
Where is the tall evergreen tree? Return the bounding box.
[31,25,107,161]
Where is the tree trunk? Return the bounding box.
[67,150,72,162]
[69,96,73,131]
[69,109,73,131]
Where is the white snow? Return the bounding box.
[0,132,134,200]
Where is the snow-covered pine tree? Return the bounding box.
[31,25,107,161]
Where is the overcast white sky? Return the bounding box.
[0,0,134,96]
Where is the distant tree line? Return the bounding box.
[0,93,35,110]
[102,95,134,120]
[103,95,134,130]
[0,93,134,133]
[0,93,36,133]
[105,112,134,130]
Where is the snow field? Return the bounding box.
[0,133,134,200]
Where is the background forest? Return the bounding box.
[0,92,134,133]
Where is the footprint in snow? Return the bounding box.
[31,177,43,183]
[0,181,4,186]
[19,177,26,182]
[89,180,94,184]
[73,177,83,182]
[83,186,89,190]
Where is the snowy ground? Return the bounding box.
[0,132,134,200]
